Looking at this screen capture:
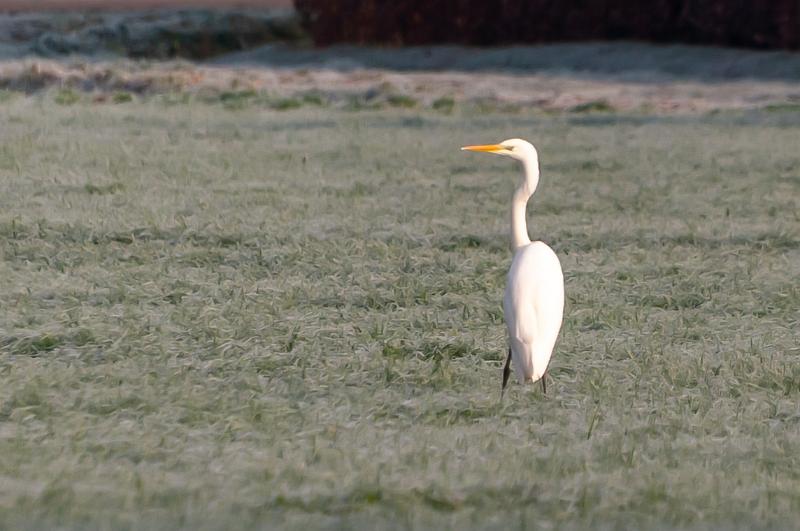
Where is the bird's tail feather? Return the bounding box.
[512,344,547,383]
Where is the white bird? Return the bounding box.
[461,139,564,395]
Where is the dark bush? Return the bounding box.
[294,0,800,49]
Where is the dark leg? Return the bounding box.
[541,371,547,395]
[501,347,512,398]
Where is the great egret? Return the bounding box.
[461,139,564,395]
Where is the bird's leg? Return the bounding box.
[501,347,512,398]
[541,371,547,395]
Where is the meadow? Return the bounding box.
[0,94,798,530]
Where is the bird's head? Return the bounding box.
[461,138,537,162]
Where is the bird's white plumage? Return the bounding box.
[462,138,564,388]
[504,241,563,383]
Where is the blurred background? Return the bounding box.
[0,0,798,111]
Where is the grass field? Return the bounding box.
[0,94,799,530]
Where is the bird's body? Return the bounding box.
[461,138,564,393]
[504,241,563,384]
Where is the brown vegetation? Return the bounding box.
[295,0,800,49]
[0,0,291,11]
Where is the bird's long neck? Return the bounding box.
[510,157,540,251]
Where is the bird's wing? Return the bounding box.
[504,242,564,383]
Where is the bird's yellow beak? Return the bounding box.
[461,144,505,154]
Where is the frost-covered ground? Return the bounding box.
[1,93,799,531]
